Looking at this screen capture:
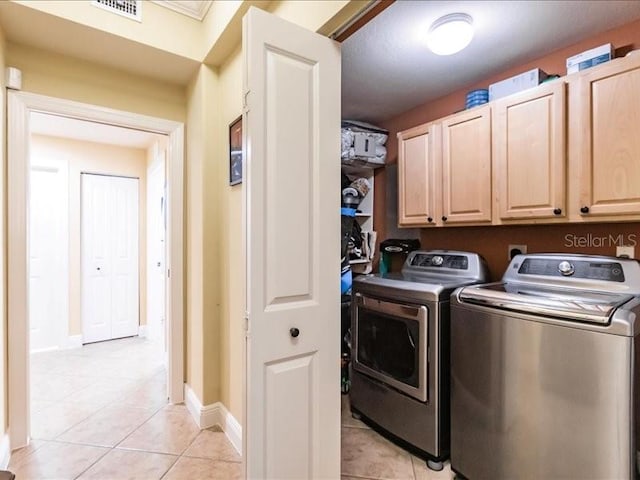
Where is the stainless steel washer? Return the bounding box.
[351,250,489,469]
[451,253,640,480]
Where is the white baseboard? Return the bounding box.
[31,335,82,354]
[0,432,10,469]
[64,335,82,349]
[138,325,148,338]
[184,384,242,455]
[219,405,242,455]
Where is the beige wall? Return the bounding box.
[185,63,223,404]
[6,43,186,122]
[0,22,7,434]
[30,134,148,337]
[218,46,244,423]
[185,68,205,400]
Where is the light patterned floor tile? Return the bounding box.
[117,405,200,455]
[30,372,96,402]
[31,402,101,440]
[76,448,177,480]
[341,393,370,429]
[412,456,454,480]
[10,441,108,480]
[183,428,241,463]
[22,338,448,480]
[115,378,169,410]
[162,457,242,480]
[57,405,159,447]
[341,426,415,480]
[8,440,50,469]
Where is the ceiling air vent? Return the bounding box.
[92,0,142,22]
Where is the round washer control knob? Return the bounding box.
[432,255,444,266]
[558,261,575,276]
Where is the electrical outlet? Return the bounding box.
[617,245,635,258]
[508,244,527,260]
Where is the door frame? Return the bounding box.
[7,90,185,450]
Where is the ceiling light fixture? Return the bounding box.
[427,13,474,56]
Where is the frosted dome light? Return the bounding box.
[427,13,474,56]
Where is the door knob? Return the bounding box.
[427,217,433,223]
[96,267,101,271]
[553,208,562,215]
[290,327,300,338]
[580,206,590,214]
[442,216,448,222]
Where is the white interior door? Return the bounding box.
[29,159,69,353]
[147,149,167,350]
[82,173,139,343]
[243,8,341,479]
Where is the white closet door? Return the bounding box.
[29,160,69,352]
[82,174,139,343]
[243,7,341,479]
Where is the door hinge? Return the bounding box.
[167,268,170,278]
[244,311,250,336]
[243,90,251,113]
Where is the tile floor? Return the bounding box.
[10,336,242,480]
[10,336,451,479]
[340,395,454,480]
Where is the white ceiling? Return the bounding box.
[30,112,164,149]
[341,0,640,123]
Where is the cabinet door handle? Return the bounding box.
[290,327,300,338]
[553,208,562,215]
[580,206,590,214]
[442,216,448,222]
[427,217,433,223]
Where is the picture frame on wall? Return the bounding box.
[229,115,243,186]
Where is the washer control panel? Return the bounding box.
[410,253,469,270]
[517,258,625,282]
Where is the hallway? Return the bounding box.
[9,337,241,480]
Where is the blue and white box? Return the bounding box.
[566,43,613,74]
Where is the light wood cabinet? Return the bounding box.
[441,105,492,224]
[576,56,640,220]
[397,123,439,226]
[494,81,566,220]
[397,107,492,227]
[396,54,640,228]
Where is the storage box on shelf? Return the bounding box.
[398,52,640,228]
[566,43,613,74]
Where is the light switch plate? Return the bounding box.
[616,245,635,258]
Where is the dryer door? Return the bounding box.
[353,293,428,402]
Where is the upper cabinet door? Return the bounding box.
[495,82,566,220]
[441,106,492,224]
[577,56,640,218]
[397,123,439,227]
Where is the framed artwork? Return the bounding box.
[229,115,243,185]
